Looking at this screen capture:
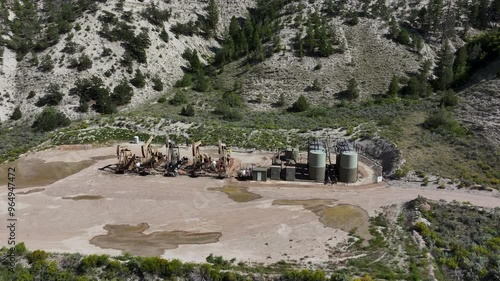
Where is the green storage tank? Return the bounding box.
[252,167,268,181]
[309,150,326,182]
[339,151,358,183]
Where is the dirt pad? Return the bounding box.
[90,223,222,256]
[62,195,104,201]
[0,158,95,188]
[208,186,262,202]
[273,200,370,239]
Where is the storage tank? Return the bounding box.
[339,151,358,183]
[308,141,325,161]
[133,136,140,144]
[309,150,326,182]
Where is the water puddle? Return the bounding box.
[273,200,370,239]
[90,223,222,256]
[62,195,103,200]
[208,186,262,202]
[0,158,95,188]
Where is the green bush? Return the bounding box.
[152,76,164,91]
[170,91,189,105]
[38,55,54,72]
[35,83,64,107]
[180,104,195,116]
[130,69,146,88]
[10,106,22,120]
[27,91,36,99]
[423,109,468,136]
[76,54,93,71]
[27,250,49,264]
[112,80,134,105]
[32,107,71,132]
[440,90,458,107]
[288,95,309,112]
[157,96,167,103]
[141,3,171,26]
[174,73,193,87]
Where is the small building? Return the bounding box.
[269,165,281,180]
[252,167,268,181]
[285,166,296,181]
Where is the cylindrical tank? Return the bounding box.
[339,151,358,183]
[133,136,139,144]
[309,150,326,182]
[308,141,325,160]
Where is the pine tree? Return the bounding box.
[206,0,219,37]
[252,33,264,62]
[389,18,400,39]
[10,106,22,120]
[289,95,309,112]
[434,42,455,91]
[387,75,399,97]
[304,19,315,53]
[477,0,489,28]
[130,69,146,88]
[345,78,360,100]
[453,47,468,84]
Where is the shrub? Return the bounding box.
[174,73,193,87]
[35,83,64,107]
[27,250,49,264]
[130,69,146,88]
[38,55,54,72]
[394,165,409,179]
[112,80,134,105]
[76,54,92,71]
[159,28,169,42]
[152,76,164,91]
[288,95,309,112]
[157,96,167,103]
[344,78,360,100]
[180,104,195,116]
[169,91,189,105]
[10,106,22,120]
[440,90,458,107]
[423,109,468,136]
[193,73,210,92]
[311,78,322,91]
[78,254,110,273]
[27,91,36,99]
[141,3,171,26]
[32,107,71,132]
[171,20,199,36]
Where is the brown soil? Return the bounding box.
[0,158,95,188]
[90,223,222,256]
[208,186,262,202]
[62,195,103,200]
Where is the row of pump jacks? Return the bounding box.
[100,136,232,179]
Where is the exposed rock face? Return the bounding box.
[356,137,402,176]
[457,78,500,147]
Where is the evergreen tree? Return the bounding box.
[389,17,400,39]
[112,79,134,105]
[289,95,309,112]
[402,76,421,99]
[10,106,22,120]
[345,78,360,100]
[387,75,399,97]
[252,33,265,62]
[477,0,489,29]
[206,0,219,37]
[397,29,410,45]
[130,69,146,88]
[180,104,195,116]
[311,78,322,91]
[304,19,316,53]
[428,0,444,33]
[276,93,285,107]
[434,42,455,91]
[453,47,468,84]
[32,107,71,132]
[318,24,334,57]
[492,0,500,22]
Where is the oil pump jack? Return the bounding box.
[190,141,210,177]
[216,140,230,178]
[164,138,181,177]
